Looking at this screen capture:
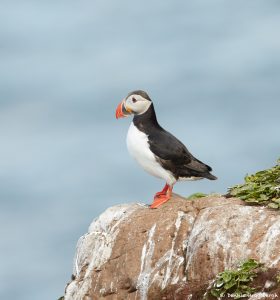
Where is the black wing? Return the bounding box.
[148,129,192,163]
[148,128,215,179]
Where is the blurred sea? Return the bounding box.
[0,1,279,299]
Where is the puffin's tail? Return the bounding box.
[204,172,218,180]
[181,157,218,180]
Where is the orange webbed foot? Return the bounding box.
[150,184,173,209]
[154,183,169,198]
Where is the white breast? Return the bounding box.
[126,123,176,185]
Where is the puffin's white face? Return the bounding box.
[116,91,152,119]
[125,94,152,115]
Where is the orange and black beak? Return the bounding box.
[115,99,132,119]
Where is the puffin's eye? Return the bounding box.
[132,97,137,103]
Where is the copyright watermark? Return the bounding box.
[227,292,278,299]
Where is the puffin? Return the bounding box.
[116,90,217,208]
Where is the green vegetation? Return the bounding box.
[187,192,208,199]
[57,297,64,300]
[207,259,264,299]
[186,192,221,200]
[228,159,280,209]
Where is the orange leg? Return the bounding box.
[154,183,169,198]
[150,184,173,209]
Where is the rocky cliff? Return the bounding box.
[63,194,280,300]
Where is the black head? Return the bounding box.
[126,90,152,102]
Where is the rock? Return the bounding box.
[64,194,280,300]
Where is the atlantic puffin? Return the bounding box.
[116,90,217,208]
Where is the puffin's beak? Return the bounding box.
[115,99,132,119]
